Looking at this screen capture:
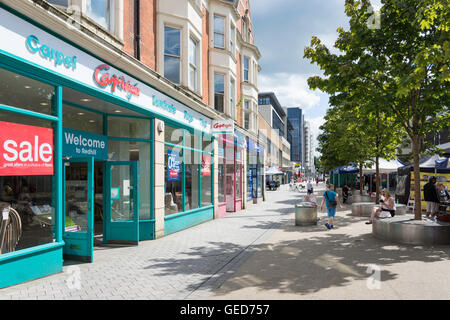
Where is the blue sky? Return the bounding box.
[251,0,382,156]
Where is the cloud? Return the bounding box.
[258,73,321,110]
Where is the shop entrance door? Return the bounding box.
[104,161,139,245]
[63,157,94,262]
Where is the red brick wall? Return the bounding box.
[202,5,210,106]
[122,0,135,57]
[139,0,157,70]
[122,0,157,70]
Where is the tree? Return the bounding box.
[305,0,449,219]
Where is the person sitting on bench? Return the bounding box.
[366,189,396,224]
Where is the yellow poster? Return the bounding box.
[410,172,450,211]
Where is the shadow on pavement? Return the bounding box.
[142,227,450,296]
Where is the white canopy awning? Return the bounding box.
[362,158,404,174]
[420,154,448,168]
[265,166,284,175]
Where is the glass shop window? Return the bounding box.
[0,68,55,116]
[0,112,56,255]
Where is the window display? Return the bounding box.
[165,145,183,216]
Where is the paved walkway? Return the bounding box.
[2,183,449,300]
[210,185,450,300]
[0,184,299,300]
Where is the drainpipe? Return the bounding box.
[134,0,141,60]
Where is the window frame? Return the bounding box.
[214,72,225,113]
[188,35,199,92]
[213,15,226,49]
[164,25,182,85]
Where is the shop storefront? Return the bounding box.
[247,138,264,204]
[0,5,213,288]
[215,130,244,217]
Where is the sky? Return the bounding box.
[251,0,382,157]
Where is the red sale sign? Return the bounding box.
[0,121,54,176]
[201,155,211,177]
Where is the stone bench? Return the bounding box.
[373,214,450,245]
[351,202,376,217]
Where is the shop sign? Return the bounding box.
[201,155,211,177]
[0,121,54,176]
[1,8,211,131]
[63,128,108,160]
[212,120,234,134]
[167,150,181,181]
[94,64,140,100]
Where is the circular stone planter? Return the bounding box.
[351,202,376,217]
[395,204,407,215]
[351,194,373,203]
[373,214,450,245]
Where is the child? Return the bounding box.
[320,184,343,229]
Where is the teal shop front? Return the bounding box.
[0,5,214,288]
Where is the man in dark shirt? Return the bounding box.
[423,176,440,218]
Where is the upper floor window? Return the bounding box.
[214,15,225,49]
[86,0,113,31]
[47,0,69,7]
[214,73,225,113]
[244,57,249,82]
[164,26,181,84]
[189,36,199,92]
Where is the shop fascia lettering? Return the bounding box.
[26,35,77,70]
[94,64,140,100]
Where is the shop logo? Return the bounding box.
[93,64,140,100]
[212,120,234,134]
[26,35,77,70]
[0,121,54,176]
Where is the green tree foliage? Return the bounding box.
[304,0,449,219]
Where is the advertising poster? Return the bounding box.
[410,171,450,210]
[201,155,211,177]
[167,150,181,181]
[0,121,54,176]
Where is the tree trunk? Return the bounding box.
[375,155,380,204]
[359,163,363,194]
[412,135,422,220]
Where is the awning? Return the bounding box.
[362,158,405,174]
[420,155,449,169]
[265,166,284,175]
[330,165,359,174]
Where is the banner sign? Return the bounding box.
[212,120,234,134]
[0,8,211,132]
[63,128,108,160]
[167,150,181,181]
[201,155,211,177]
[0,121,54,176]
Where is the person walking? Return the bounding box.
[307,180,313,195]
[320,184,343,230]
[424,176,440,219]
